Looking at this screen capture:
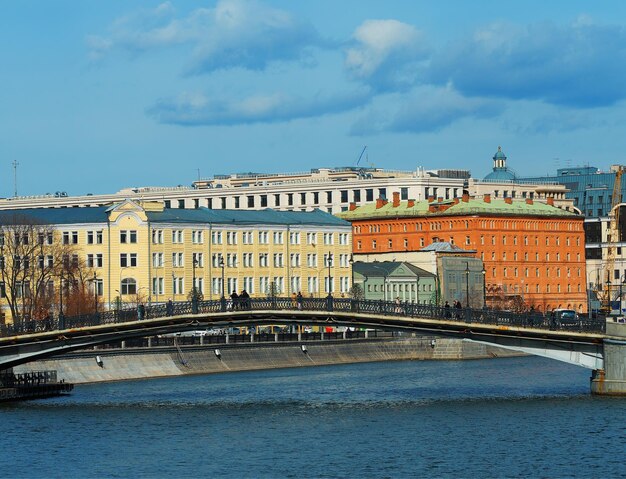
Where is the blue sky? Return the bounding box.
[2,0,626,197]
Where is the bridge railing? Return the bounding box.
[0,297,606,338]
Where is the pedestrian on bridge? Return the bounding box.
[230,291,239,311]
[166,299,173,316]
[296,292,303,310]
[137,303,145,321]
[444,301,451,318]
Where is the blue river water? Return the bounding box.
[2,356,625,478]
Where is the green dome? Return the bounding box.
[493,146,507,160]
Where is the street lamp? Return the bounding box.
[192,255,198,300]
[326,252,333,298]
[481,265,486,308]
[465,262,470,308]
[219,255,225,311]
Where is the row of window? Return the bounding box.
[0,279,103,299]
[484,251,582,262]
[147,276,352,296]
[488,266,582,279]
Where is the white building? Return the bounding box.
[0,165,574,213]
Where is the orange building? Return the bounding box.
[339,192,587,313]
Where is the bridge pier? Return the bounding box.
[591,323,626,396]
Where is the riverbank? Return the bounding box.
[15,335,522,384]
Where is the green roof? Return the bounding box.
[338,198,580,221]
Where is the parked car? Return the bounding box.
[550,309,580,328]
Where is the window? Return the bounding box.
[324,253,333,267]
[227,278,238,294]
[339,233,349,245]
[290,253,301,267]
[307,253,317,267]
[307,232,317,245]
[291,276,301,293]
[192,230,204,244]
[259,277,270,294]
[258,231,269,244]
[211,231,223,244]
[308,276,318,294]
[323,233,334,245]
[273,253,284,267]
[152,277,164,296]
[273,231,284,244]
[227,253,238,267]
[243,277,255,294]
[227,232,238,245]
[243,253,254,267]
[172,230,183,244]
[212,254,223,268]
[289,232,300,245]
[120,230,137,244]
[242,232,254,244]
[192,252,204,267]
[152,252,164,268]
[340,277,350,293]
[173,277,184,295]
[120,253,137,268]
[172,252,184,267]
[212,277,223,295]
[259,253,269,267]
[120,278,137,295]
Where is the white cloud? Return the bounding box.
[147,89,370,126]
[88,0,325,74]
[351,86,503,135]
[345,19,429,92]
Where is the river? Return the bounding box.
[2,356,625,478]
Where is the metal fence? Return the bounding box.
[0,296,606,338]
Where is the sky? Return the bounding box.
[2,0,626,197]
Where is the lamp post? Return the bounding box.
[192,256,199,313]
[219,255,225,311]
[465,262,470,308]
[481,265,486,308]
[326,252,333,298]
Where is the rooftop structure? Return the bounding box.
[0,150,574,214]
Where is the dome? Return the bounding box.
[484,169,516,181]
[484,145,516,181]
[493,146,507,160]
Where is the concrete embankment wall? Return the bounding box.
[15,337,520,384]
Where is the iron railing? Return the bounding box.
[0,297,606,338]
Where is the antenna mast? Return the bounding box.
[12,160,19,197]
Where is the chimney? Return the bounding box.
[484,194,491,203]
[504,197,512,204]
[427,195,435,203]
[349,202,357,211]
[437,197,443,203]
[462,193,470,203]
[546,197,554,206]
[429,204,437,213]
[525,198,533,205]
[376,197,388,209]
[407,199,415,207]
[454,197,460,204]
[392,191,400,207]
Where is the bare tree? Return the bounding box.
[0,217,97,323]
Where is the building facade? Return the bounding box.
[0,201,352,323]
[0,151,573,215]
[352,261,436,304]
[339,192,587,313]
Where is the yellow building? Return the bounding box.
[0,200,352,322]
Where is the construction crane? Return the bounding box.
[604,166,624,313]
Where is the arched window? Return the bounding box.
[121,278,137,295]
